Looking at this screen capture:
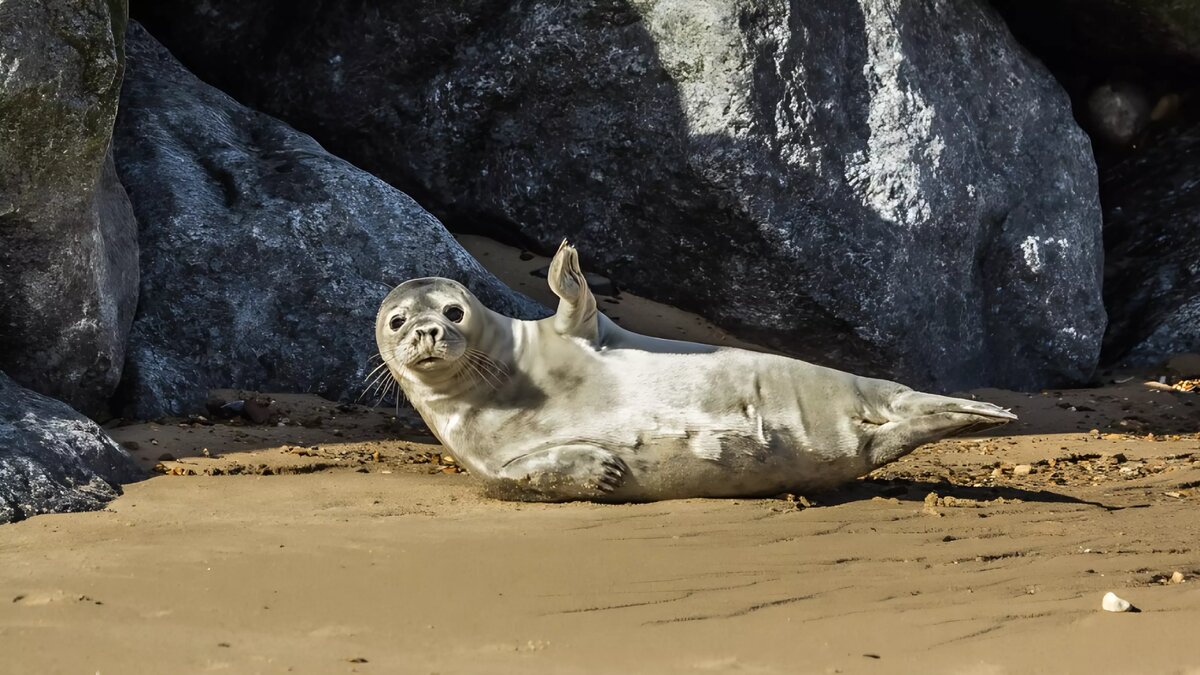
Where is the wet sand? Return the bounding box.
[1,239,1198,674]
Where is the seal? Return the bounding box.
[375,242,1016,502]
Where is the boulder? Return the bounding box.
[0,371,142,524]
[0,0,139,417]
[112,24,546,419]
[1102,120,1200,364]
[132,0,1104,392]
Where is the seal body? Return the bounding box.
[377,244,1016,502]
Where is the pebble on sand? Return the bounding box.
[1171,571,1185,584]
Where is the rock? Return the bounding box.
[1101,121,1200,364]
[1171,571,1185,584]
[0,0,139,417]
[1101,591,1134,612]
[1012,464,1034,477]
[1084,82,1151,148]
[130,0,1104,393]
[111,24,546,418]
[0,371,143,524]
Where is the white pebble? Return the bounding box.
[1171,571,1185,584]
[1102,591,1132,612]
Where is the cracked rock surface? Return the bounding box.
[0,371,142,524]
[112,24,546,418]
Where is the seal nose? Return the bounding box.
[414,325,441,340]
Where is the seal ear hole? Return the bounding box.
[444,305,465,323]
[389,315,406,331]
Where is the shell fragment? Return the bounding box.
[1102,591,1133,612]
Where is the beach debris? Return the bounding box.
[1101,591,1134,612]
[1172,379,1200,394]
[242,397,275,424]
[207,395,276,423]
[775,493,814,509]
[212,398,244,418]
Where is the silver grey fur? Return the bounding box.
[377,244,1016,502]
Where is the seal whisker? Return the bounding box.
[374,376,400,409]
[468,347,509,375]
[466,348,509,385]
[468,350,507,390]
[357,369,391,400]
[461,352,500,391]
[363,361,389,381]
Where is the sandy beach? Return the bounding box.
[2,239,1198,674]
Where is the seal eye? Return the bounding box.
[443,305,465,323]
[389,315,406,331]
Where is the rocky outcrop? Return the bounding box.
[132,0,1105,392]
[1102,120,1200,364]
[112,24,546,419]
[0,0,139,417]
[0,371,142,524]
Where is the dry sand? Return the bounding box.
[2,239,1199,674]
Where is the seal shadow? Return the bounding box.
[812,476,1136,511]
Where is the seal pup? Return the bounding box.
[375,242,1016,502]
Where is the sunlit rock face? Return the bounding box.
[133,0,1105,391]
[0,0,138,417]
[0,371,141,524]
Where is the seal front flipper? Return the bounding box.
[489,443,627,501]
[547,240,599,345]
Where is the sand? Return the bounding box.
[2,239,1199,674]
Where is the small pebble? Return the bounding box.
[1171,571,1185,584]
[1012,464,1033,476]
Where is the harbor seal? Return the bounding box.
[375,242,1016,502]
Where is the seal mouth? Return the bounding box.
[415,356,442,366]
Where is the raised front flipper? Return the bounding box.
[547,240,599,344]
[486,444,627,501]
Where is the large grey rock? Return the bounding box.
[133,0,1104,392]
[1102,120,1200,364]
[0,370,141,524]
[0,0,139,417]
[112,24,546,419]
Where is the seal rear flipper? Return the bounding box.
[887,390,1018,422]
[547,240,600,345]
[488,443,627,501]
[863,391,1017,467]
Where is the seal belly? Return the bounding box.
[576,349,875,499]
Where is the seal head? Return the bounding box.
[375,278,477,381]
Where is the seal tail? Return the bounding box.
[864,391,1017,468]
